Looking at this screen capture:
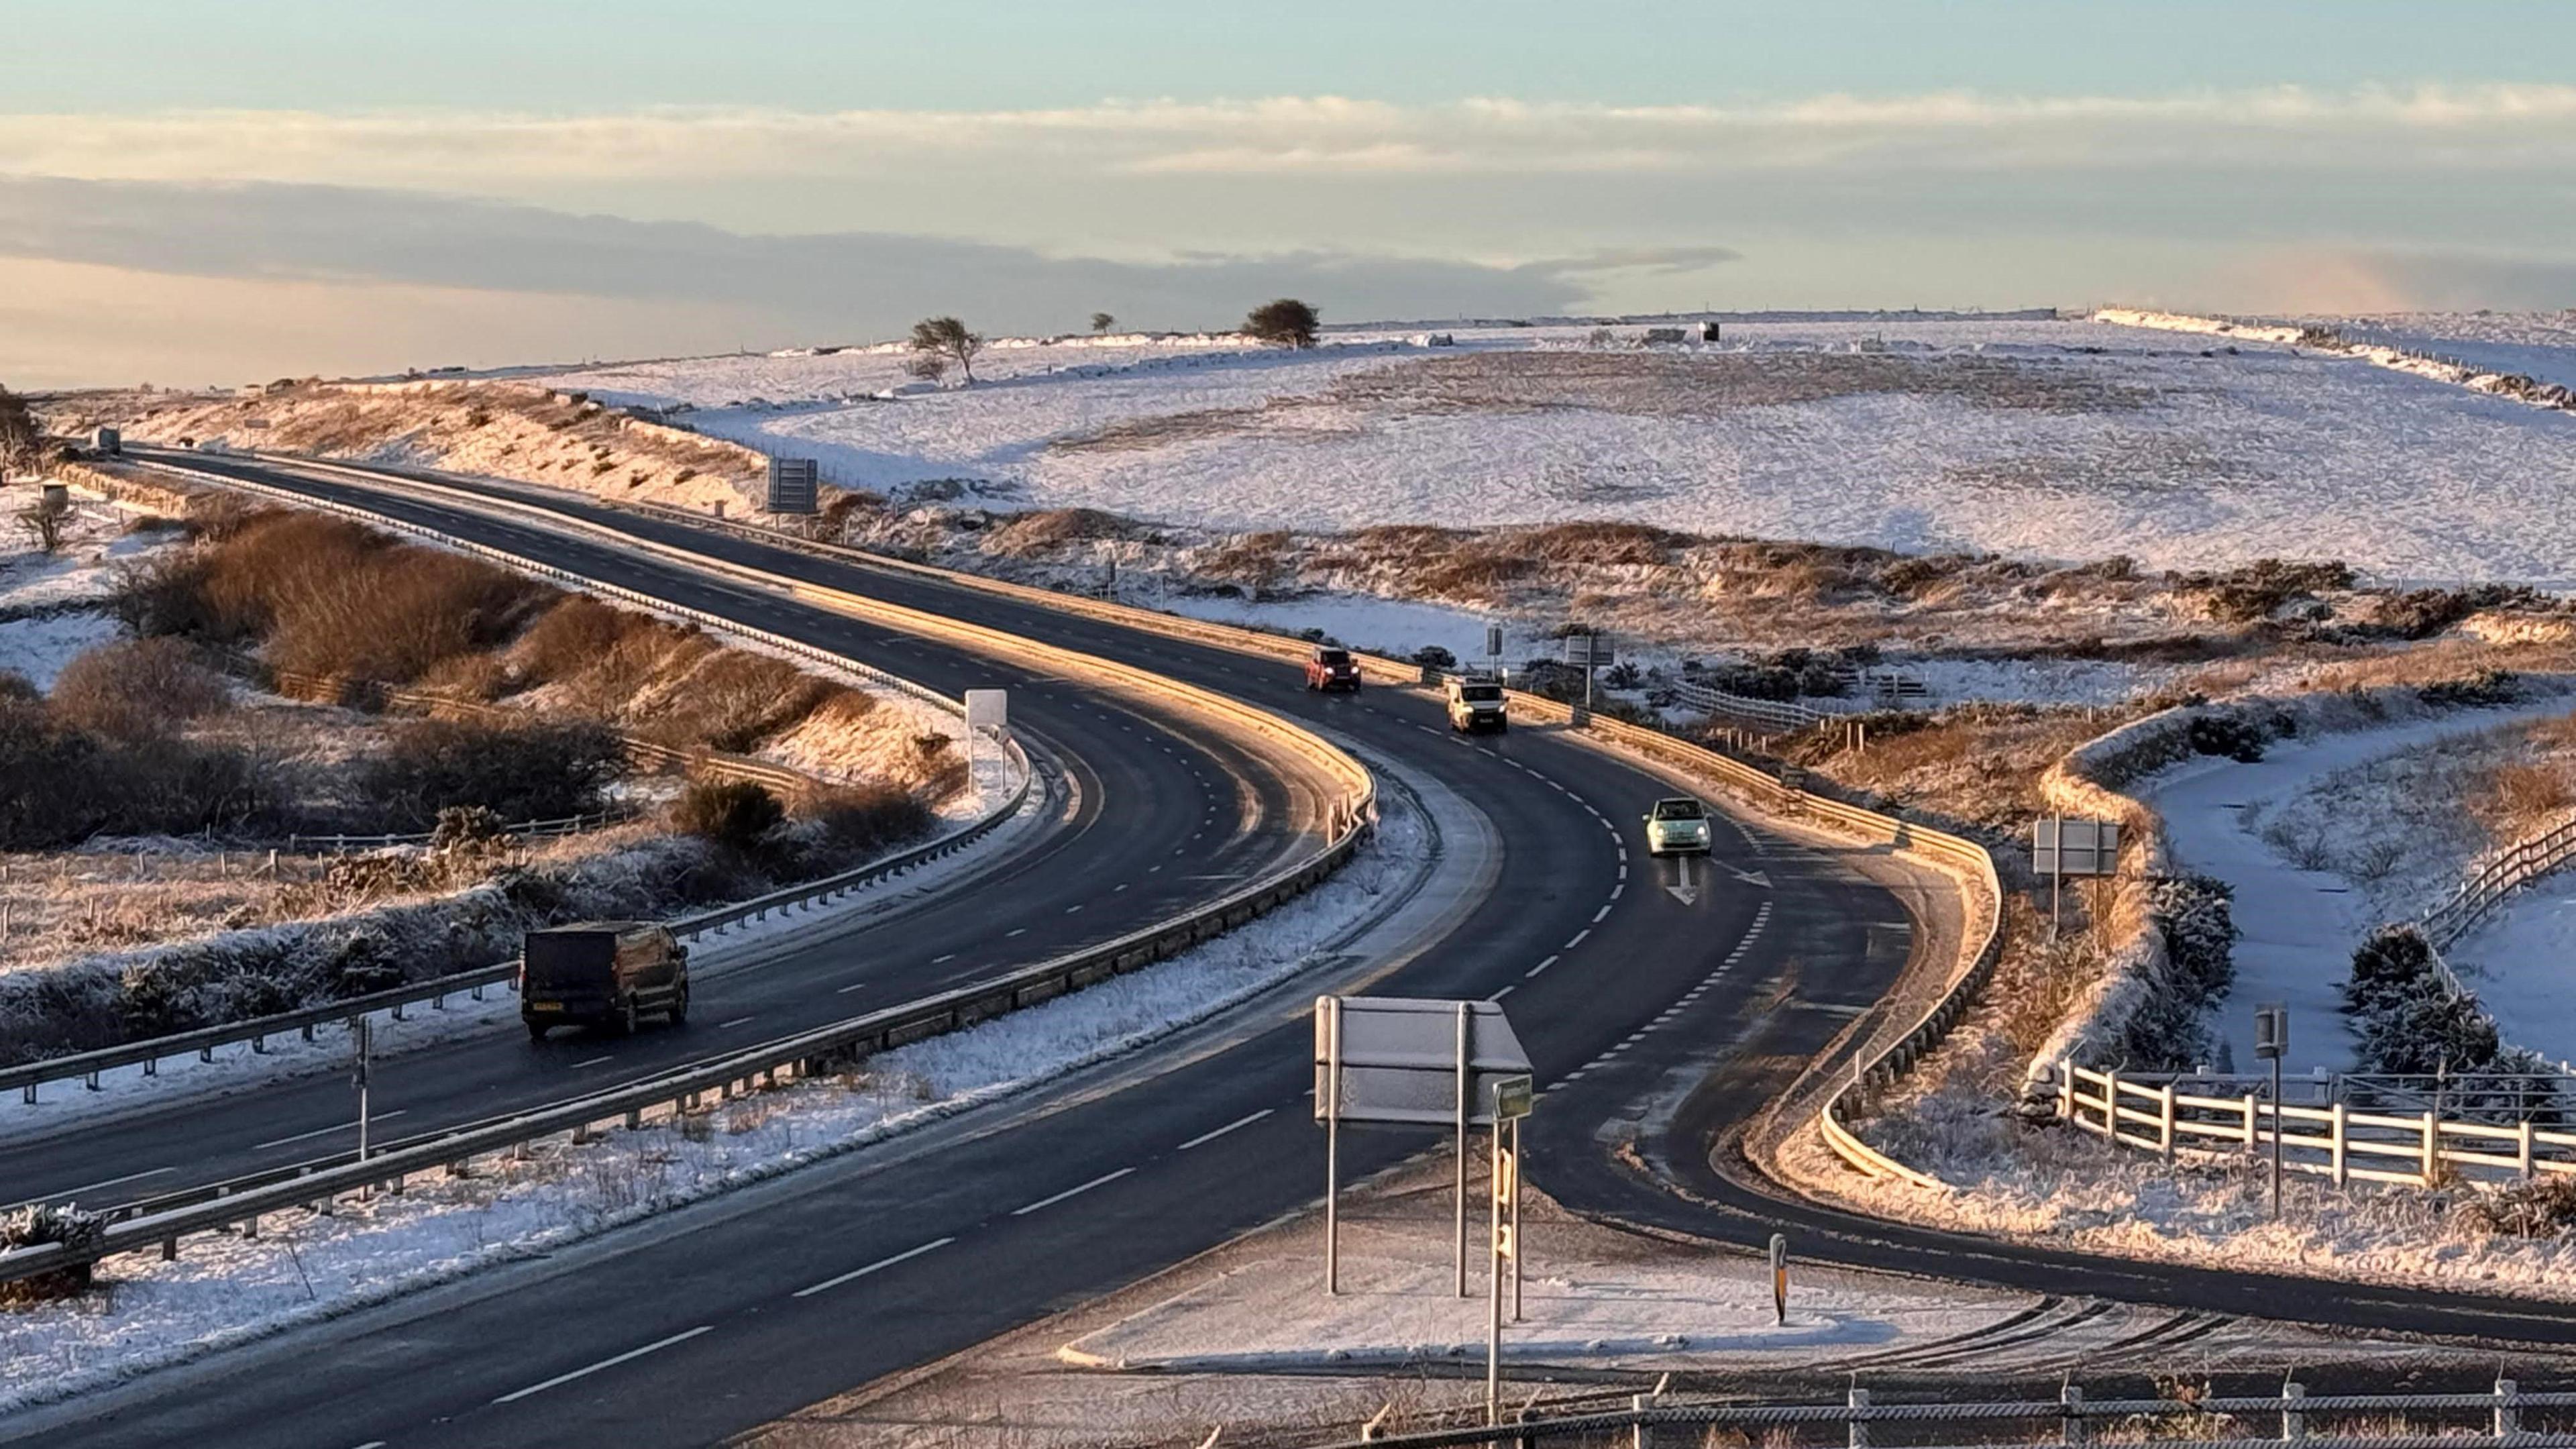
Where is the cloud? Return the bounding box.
[5,86,2575,192]
[0,175,1673,325]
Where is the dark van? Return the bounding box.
[522,922,689,1040]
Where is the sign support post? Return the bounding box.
[1323,997,1343,1295]
[1454,1001,1470,1298]
[1487,1118,1505,1423]
[2256,1002,2289,1221]
[353,1015,373,1200]
[1483,1073,1533,1426]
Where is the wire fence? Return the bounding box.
[1323,1379,2574,1449]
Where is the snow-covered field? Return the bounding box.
[0,772,1426,1415]
[537,316,2576,587]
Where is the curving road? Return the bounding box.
[0,452,1922,1449]
[1,457,1334,1216]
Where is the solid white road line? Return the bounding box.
[4,1165,174,1211]
[491,1325,713,1403]
[1177,1108,1274,1151]
[254,1112,407,1151]
[1012,1167,1136,1216]
[791,1236,957,1298]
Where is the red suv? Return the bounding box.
[1303,645,1361,693]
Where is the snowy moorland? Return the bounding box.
[532,315,2576,587]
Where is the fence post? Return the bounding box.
[2103,1068,2121,1139]
[2243,1093,2261,1154]
[2057,1059,2076,1122]
[1848,1387,1870,1449]
[2282,1382,2306,1446]
[2061,1385,2086,1445]
[2497,1378,2520,1442]
[2521,1120,2536,1180]
[2422,1110,2440,1187]
[2326,1103,2349,1185]
[2159,1083,2176,1160]
[1631,1393,1653,1449]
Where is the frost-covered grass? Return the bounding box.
[0,773,1424,1416]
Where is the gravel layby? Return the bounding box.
[0,769,1426,1417]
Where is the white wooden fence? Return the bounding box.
[2058,1062,2576,1186]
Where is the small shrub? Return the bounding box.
[0,1203,107,1303]
[1411,644,1458,669]
[673,778,784,851]
[2457,1177,2576,1238]
[2420,669,2520,709]
[430,804,511,851]
[48,637,229,742]
[2186,712,2267,763]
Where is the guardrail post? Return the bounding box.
[2282,1381,2306,1445]
[1847,1387,1870,1449]
[2497,1378,2520,1442]
[162,1236,176,1262]
[1630,1393,1653,1449]
[2061,1385,2085,1445]
[251,1034,265,1055]
[2330,1104,2349,1185]
[86,1069,99,1092]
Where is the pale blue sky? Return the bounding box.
[15,2,2572,111]
[5,3,2572,386]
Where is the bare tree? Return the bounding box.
[17,492,68,553]
[908,317,984,385]
[1090,312,1116,335]
[1243,299,1320,349]
[0,387,39,476]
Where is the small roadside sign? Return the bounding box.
[1490,1073,1534,1122]
[2255,1002,2289,1061]
[2033,816,2120,877]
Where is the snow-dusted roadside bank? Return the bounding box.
[0,757,1057,1150]
[2145,696,2576,1074]
[0,761,1430,1418]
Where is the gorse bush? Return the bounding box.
[796,782,934,856]
[360,717,628,828]
[673,778,784,851]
